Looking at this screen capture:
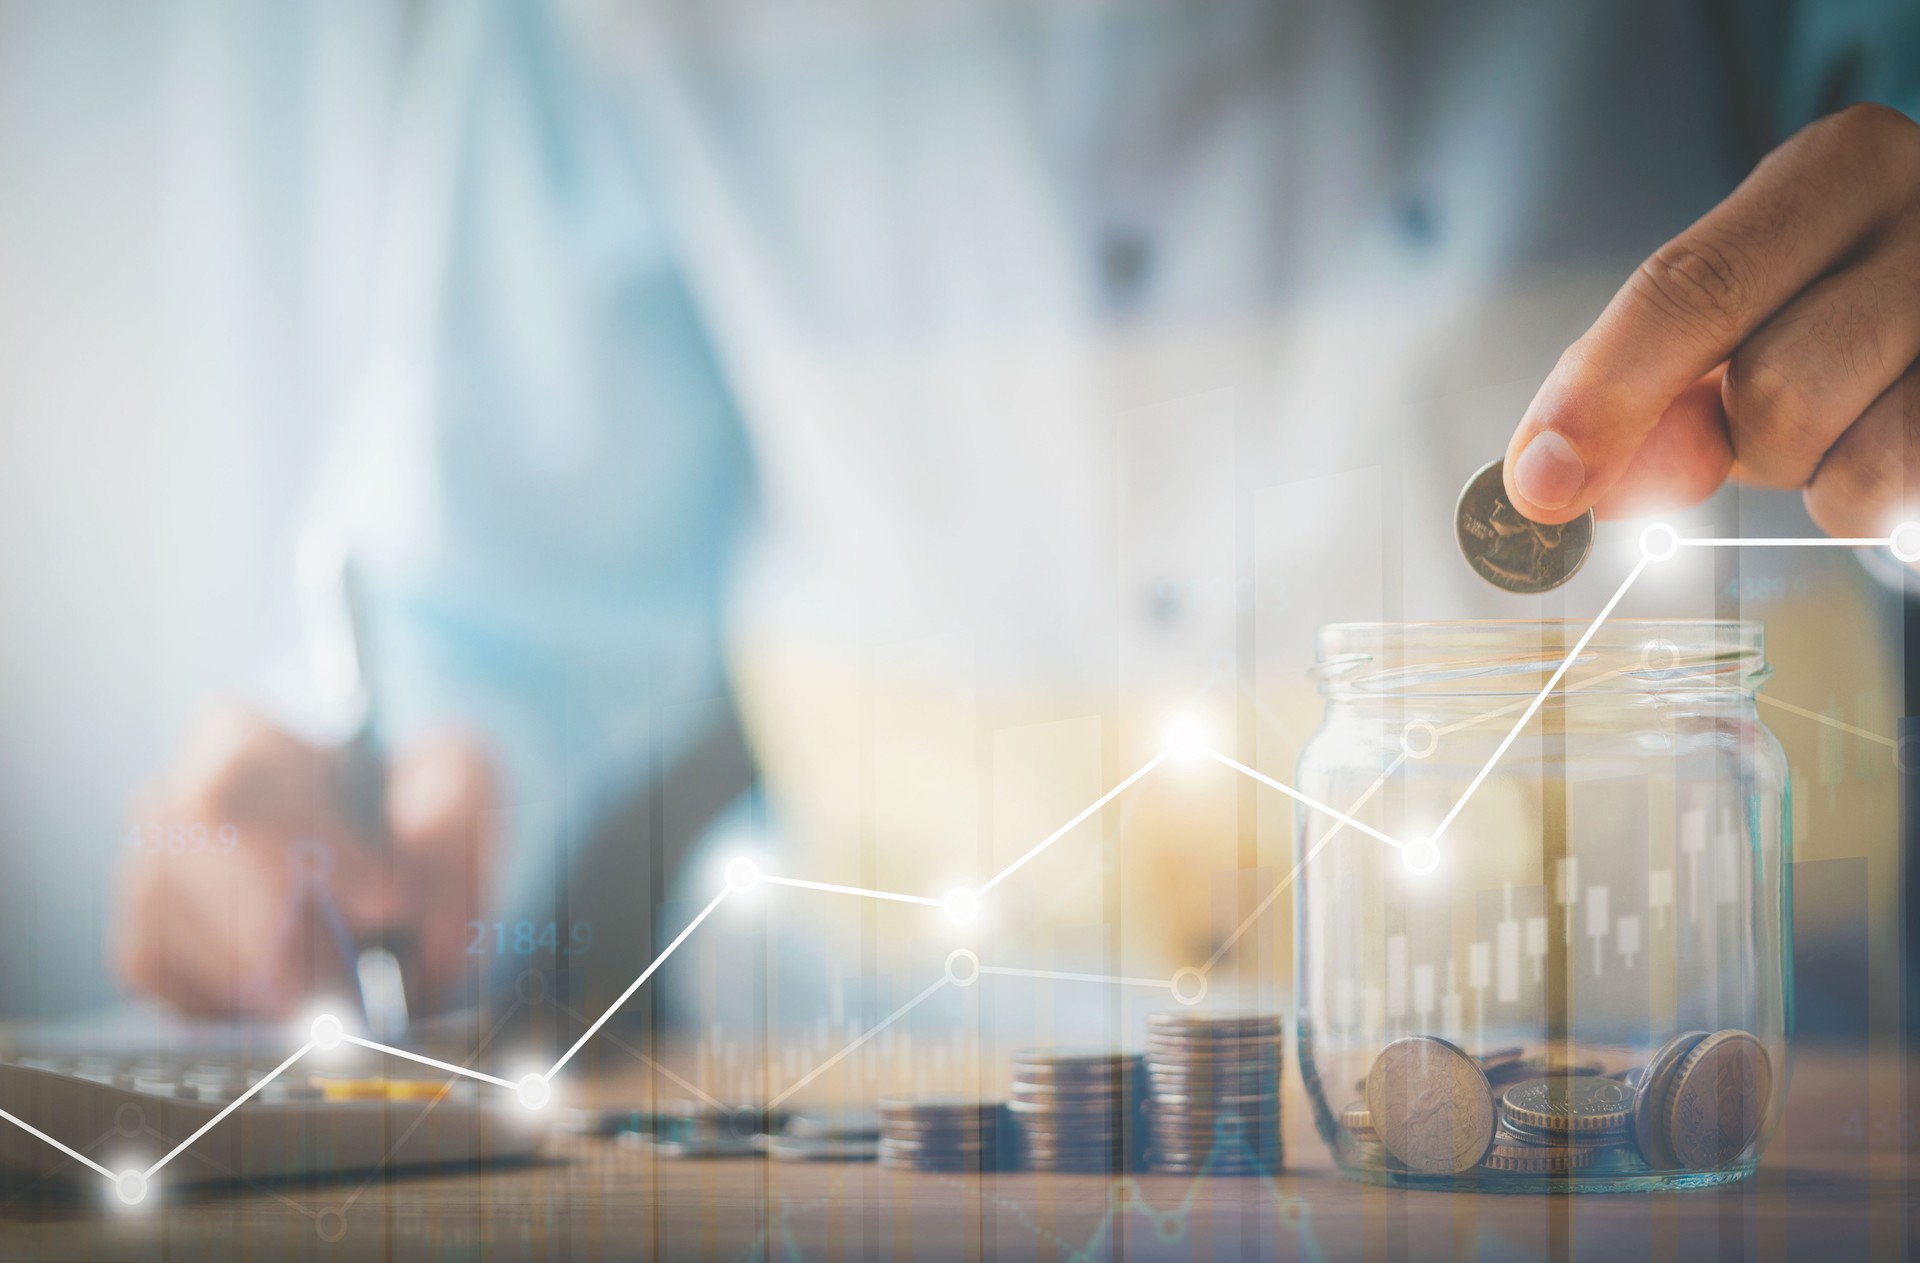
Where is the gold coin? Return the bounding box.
[1365,1036,1496,1174]
[1500,1076,1635,1133]
[1481,1137,1607,1174]
[1665,1030,1771,1171]
[1631,1031,1710,1169]
[1454,458,1595,593]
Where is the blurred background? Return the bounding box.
[0,1,399,1013]
[0,0,1904,1066]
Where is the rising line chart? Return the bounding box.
[13,522,1920,1209]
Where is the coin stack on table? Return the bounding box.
[1007,1050,1141,1173]
[1143,1013,1284,1175]
[876,1098,1007,1172]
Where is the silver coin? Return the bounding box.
[1455,458,1594,593]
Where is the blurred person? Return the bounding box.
[108,0,1919,1033]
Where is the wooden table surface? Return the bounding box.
[1,1046,1914,1262]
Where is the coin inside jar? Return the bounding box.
[1365,1036,1496,1175]
[1455,458,1595,593]
[1664,1031,1772,1171]
[1631,1031,1711,1169]
[1500,1076,1635,1134]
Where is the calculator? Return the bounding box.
[0,1047,548,1190]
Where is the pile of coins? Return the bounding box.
[1144,1013,1284,1175]
[1007,1050,1140,1173]
[1489,1073,1634,1173]
[1345,1030,1771,1179]
[876,1098,1006,1172]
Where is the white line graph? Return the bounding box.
[11,526,1909,1206]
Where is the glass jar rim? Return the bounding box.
[1314,619,1769,697]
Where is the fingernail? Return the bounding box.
[1513,432,1586,511]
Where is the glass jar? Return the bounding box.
[1294,620,1790,1192]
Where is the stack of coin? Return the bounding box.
[876,1098,1006,1172]
[1485,1075,1633,1174]
[1364,1036,1496,1175]
[1629,1029,1771,1172]
[1007,1050,1140,1173]
[1144,1013,1284,1175]
[1334,1099,1388,1168]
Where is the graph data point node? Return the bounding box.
[114,1169,148,1206]
[315,1209,347,1242]
[309,1013,344,1051]
[1640,637,1679,673]
[1170,967,1207,1006]
[1891,521,1920,563]
[943,888,979,924]
[944,948,980,987]
[723,857,760,893]
[1399,721,1439,760]
[1639,522,1679,562]
[1166,721,1203,757]
[1401,836,1441,876]
[516,1073,552,1111]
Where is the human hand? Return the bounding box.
[112,706,496,1019]
[1504,103,1920,539]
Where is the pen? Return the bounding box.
[301,532,411,1043]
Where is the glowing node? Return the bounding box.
[1166,721,1203,757]
[1640,638,1679,674]
[114,1169,148,1206]
[315,1209,347,1243]
[309,1013,344,1051]
[1639,522,1679,563]
[1890,521,1920,564]
[1170,967,1208,1006]
[944,948,980,987]
[515,969,547,1005]
[943,888,979,924]
[722,856,760,893]
[1398,721,1438,760]
[1401,836,1441,876]
[515,1073,552,1111]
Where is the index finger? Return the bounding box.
[1505,104,1917,523]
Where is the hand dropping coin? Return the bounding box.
[1456,459,1595,593]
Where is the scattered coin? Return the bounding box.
[1365,1036,1496,1174]
[764,1135,879,1162]
[1631,1031,1711,1169]
[1339,1101,1376,1140]
[1455,458,1595,593]
[1664,1031,1771,1171]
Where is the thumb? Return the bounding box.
[1502,348,1665,525]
